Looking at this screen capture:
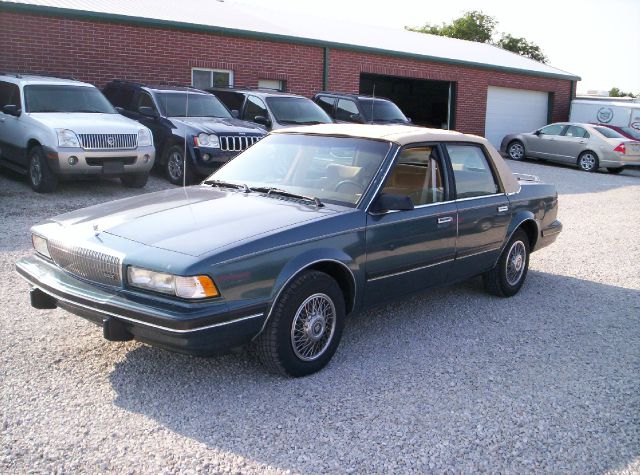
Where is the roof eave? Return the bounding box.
[0,1,581,82]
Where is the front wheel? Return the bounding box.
[255,270,346,377]
[577,151,599,172]
[507,140,526,161]
[483,229,530,297]
[164,145,196,186]
[28,146,58,193]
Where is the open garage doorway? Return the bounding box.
[360,74,455,129]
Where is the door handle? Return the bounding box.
[437,216,453,224]
[497,205,509,213]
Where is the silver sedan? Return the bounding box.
[500,122,640,173]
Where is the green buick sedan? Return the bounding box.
[17,124,562,377]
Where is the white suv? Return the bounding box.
[0,74,155,192]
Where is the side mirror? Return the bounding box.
[370,193,414,213]
[231,109,240,119]
[2,104,21,117]
[115,106,125,114]
[253,115,271,127]
[138,106,158,118]
[406,117,412,123]
[534,130,541,136]
[349,113,364,123]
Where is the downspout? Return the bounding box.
[323,47,329,91]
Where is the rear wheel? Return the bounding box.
[255,270,346,377]
[577,151,599,172]
[607,167,624,174]
[483,229,530,297]
[120,173,149,188]
[507,140,526,161]
[28,146,58,193]
[164,145,196,186]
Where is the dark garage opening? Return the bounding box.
[360,74,455,129]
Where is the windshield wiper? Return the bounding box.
[251,186,323,207]
[276,120,325,125]
[76,109,105,113]
[203,179,251,193]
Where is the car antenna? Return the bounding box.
[370,83,375,124]
[184,88,190,188]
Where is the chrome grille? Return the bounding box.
[78,134,138,150]
[219,135,261,152]
[48,240,122,287]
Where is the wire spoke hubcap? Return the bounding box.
[291,293,336,362]
[505,240,526,286]
[168,152,184,180]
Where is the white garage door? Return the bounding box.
[485,87,549,149]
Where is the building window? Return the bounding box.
[258,79,285,91]
[192,68,234,89]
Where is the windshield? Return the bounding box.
[360,99,408,123]
[24,85,116,113]
[208,134,391,206]
[155,92,232,118]
[594,126,624,139]
[265,97,332,124]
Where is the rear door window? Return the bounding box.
[564,126,589,138]
[446,144,500,199]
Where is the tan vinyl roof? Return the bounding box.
[273,124,520,194]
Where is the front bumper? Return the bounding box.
[16,255,266,355]
[190,146,239,176]
[46,146,156,176]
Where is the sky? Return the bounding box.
[237,0,640,94]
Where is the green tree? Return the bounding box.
[407,11,548,63]
[407,10,496,44]
[497,34,547,63]
[609,87,636,98]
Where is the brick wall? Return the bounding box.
[0,10,573,136]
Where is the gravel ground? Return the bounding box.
[1,163,639,474]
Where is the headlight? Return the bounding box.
[32,234,51,259]
[195,133,220,148]
[56,129,80,148]
[137,128,153,147]
[127,266,219,299]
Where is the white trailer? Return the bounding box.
[570,100,640,139]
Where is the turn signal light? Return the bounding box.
[613,143,626,154]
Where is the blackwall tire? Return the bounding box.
[165,145,196,186]
[483,229,530,297]
[28,146,58,193]
[577,151,599,172]
[255,270,346,377]
[507,140,526,161]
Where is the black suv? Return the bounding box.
[313,92,410,125]
[103,81,266,185]
[207,87,333,131]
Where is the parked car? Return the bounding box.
[0,74,155,192]
[313,91,410,125]
[17,124,562,377]
[501,122,640,173]
[103,81,266,185]
[570,99,640,140]
[207,87,332,131]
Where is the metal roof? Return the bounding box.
[0,0,580,81]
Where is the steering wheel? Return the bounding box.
[334,180,364,194]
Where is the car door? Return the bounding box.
[553,125,590,162]
[0,81,26,164]
[129,90,165,151]
[526,123,568,159]
[364,144,457,306]
[444,143,510,278]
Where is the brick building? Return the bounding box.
[0,0,580,147]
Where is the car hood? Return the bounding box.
[169,116,266,134]
[47,186,341,257]
[29,113,143,133]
